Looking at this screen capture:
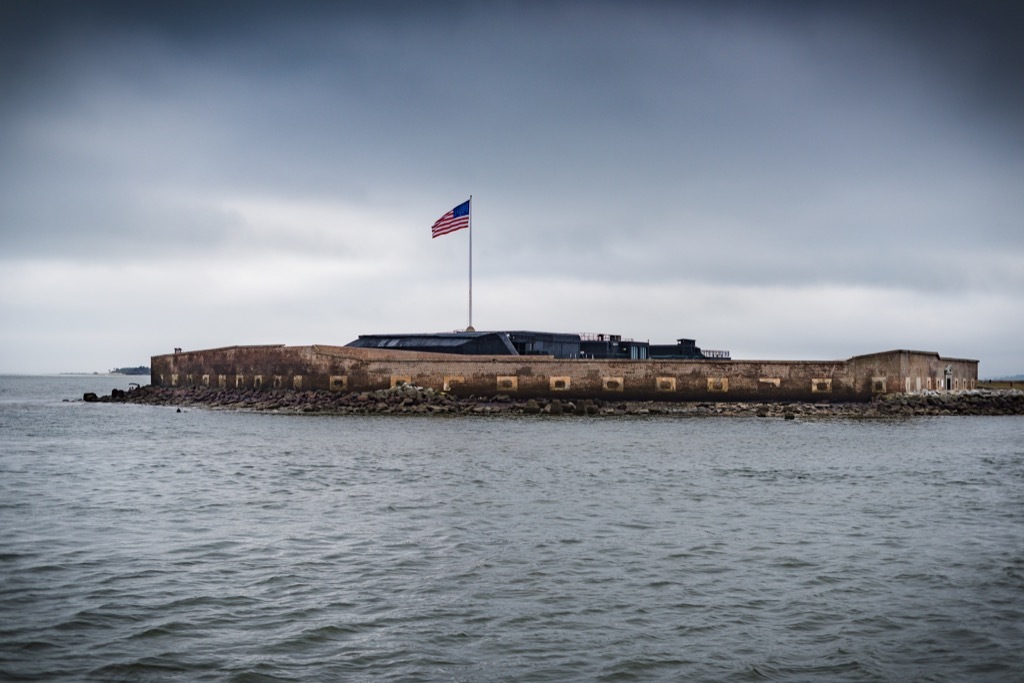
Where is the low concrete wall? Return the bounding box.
[150,345,978,403]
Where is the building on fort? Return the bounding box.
[346,331,728,361]
[150,331,978,403]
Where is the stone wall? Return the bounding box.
[150,345,979,403]
[847,350,979,395]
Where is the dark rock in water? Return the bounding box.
[83,392,99,402]
[113,383,1024,418]
[111,388,126,399]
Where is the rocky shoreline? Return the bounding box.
[84,384,1024,417]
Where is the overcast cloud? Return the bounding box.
[1,0,1022,375]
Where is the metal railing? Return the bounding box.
[580,332,631,342]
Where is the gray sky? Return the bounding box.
[2,0,1022,376]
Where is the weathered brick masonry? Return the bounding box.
[151,345,978,402]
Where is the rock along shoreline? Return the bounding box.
[82,384,1024,418]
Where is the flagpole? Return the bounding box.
[467,195,473,331]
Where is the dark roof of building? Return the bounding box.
[347,332,519,355]
[346,330,729,359]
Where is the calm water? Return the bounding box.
[1,375,1022,681]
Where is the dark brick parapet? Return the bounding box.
[149,345,979,403]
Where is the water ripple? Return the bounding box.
[1,377,1022,681]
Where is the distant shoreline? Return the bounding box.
[85,384,1024,417]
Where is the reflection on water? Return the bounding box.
[1,376,1022,681]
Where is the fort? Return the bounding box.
[150,331,978,403]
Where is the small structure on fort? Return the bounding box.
[346,330,729,360]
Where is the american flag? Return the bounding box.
[431,199,471,238]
